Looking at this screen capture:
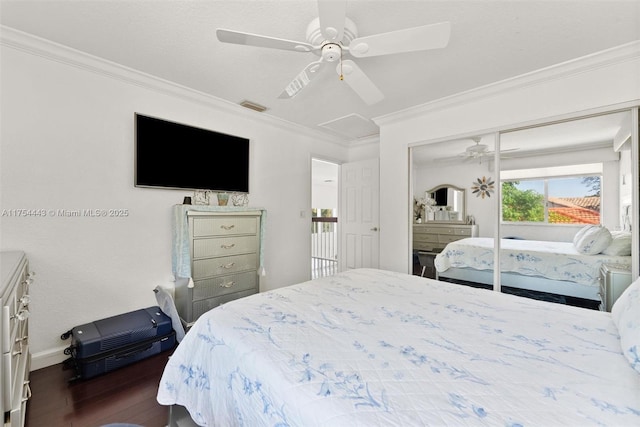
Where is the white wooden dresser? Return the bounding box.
[413,223,479,278]
[413,223,479,252]
[1,251,33,427]
[173,209,264,327]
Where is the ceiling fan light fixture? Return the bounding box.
[321,43,341,62]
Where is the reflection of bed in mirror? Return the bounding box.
[434,237,632,301]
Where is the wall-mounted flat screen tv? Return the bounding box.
[135,113,249,193]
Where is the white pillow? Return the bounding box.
[611,277,640,374]
[572,225,590,247]
[602,231,632,256]
[572,225,612,255]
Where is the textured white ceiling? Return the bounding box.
[1,0,639,141]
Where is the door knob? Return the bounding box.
[371,227,379,231]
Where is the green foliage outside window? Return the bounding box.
[501,181,544,222]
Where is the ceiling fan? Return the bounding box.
[215,0,451,105]
[428,137,519,165]
[458,138,519,163]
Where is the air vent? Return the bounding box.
[239,100,267,113]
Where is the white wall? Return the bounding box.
[376,42,640,273]
[0,32,348,368]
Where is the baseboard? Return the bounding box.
[31,345,69,371]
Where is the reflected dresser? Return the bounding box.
[413,223,479,278]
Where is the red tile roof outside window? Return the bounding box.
[548,197,600,224]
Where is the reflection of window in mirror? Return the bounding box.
[499,111,632,241]
[501,164,602,225]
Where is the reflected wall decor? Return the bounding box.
[472,176,495,198]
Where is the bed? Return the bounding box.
[157,268,640,426]
[434,237,632,301]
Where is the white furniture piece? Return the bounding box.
[599,263,633,312]
[413,223,478,278]
[413,223,479,253]
[1,251,33,427]
[174,210,263,327]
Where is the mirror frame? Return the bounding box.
[424,184,467,224]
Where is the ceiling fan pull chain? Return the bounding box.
[339,48,344,81]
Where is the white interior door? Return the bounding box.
[340,158,380,270]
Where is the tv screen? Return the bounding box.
[135,113,249,192]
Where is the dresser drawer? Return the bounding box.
[3,318,27,408]
[193,235,258,259]
[192,253,258,279]
[413,233,439,244]
[2,276,27,355]
[438,235,467,244]
[414,242,436,251]
[192,289,257,320]
[192,271,258,300]
[436,227,472,236]
[4,343,30,427]
[192,216,258,237]
[414,226,445,235]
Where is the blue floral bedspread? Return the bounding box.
[434,237,631,286]
[157,268,640,426]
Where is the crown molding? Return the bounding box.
[349,134,380,147]
[0,25,348,146]
[374,40,640,126]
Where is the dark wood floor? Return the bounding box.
[26,348,175,427]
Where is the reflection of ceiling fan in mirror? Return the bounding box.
[215,0,451,105]
[457,138,519,163]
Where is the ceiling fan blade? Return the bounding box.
[317,0,346,42]
[278,60,325,99]
[349,22,451,58]
[216,29,315,53]
[337,60,384,105]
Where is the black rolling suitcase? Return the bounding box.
[62,306,176,381]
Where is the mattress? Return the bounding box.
[434,237,631,287]
[157,268,640,426]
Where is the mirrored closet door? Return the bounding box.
[410,107,638,312]
[410,134,498,285]
[497,110,636,310]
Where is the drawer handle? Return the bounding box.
[23,271,35,286]
[20,295,31,310]
[221,243,236,249]
[221,262,235,269]
[22,381,32,402]
[11,309,30,321]
[220,224,235,231]
[13,342,23,356]
[219,281,236,288]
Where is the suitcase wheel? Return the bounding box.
[61,330,72,340]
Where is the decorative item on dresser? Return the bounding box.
[413,223,479,278]
[1,251,34,427]
[172,205,266,328]
[599,263,633,312]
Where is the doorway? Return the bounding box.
[311,158,339,279]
